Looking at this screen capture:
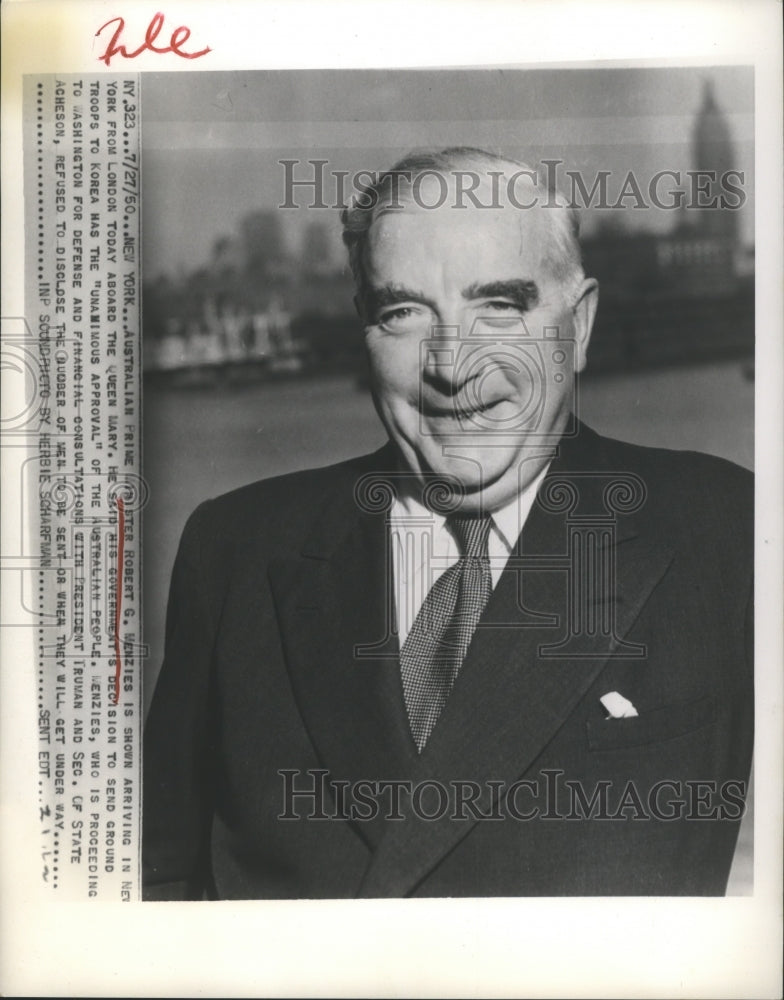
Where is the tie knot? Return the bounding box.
[447,514,492,559]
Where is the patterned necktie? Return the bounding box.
[400,514,493,752]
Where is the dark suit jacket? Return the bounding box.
[143,422,753,899]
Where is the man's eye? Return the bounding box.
[483,300,522,313]
[475,301,527,328]
[378,306,426,330]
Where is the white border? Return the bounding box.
[2,1,782,996]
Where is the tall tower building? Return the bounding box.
[692,78,739,241]
[653,78,741,296]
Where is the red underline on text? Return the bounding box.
[113,496,125,705]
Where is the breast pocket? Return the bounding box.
[586,695,716,752]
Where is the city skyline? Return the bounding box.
[140,65,754,281]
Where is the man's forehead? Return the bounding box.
[366,199,549,267]
[372,166,544,231]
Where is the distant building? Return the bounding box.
[241,209,289,279]
[302,220,335,275]
[653,78,742,297]
[585,78,746,298]
[692,77,740,242]
[582,78,752,368]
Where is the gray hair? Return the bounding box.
[341,146,585,305]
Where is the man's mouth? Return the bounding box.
[421,398,505,421]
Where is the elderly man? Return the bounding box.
[143,147,753,899]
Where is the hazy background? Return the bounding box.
[140,66,753,279]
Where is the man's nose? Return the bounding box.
[422,326,496,395]
[422,326,466,393]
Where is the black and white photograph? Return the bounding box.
[141,66,756,901]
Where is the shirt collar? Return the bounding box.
[486,464,549,551]
[390,463,550,552]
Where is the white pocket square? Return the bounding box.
[600,691,639,719]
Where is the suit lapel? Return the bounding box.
[358,424,676,896]
[268,455,416,847]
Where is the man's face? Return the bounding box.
[361,185,598,512]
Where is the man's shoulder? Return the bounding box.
[592,427,751,490]
[580,424,753,539]
[185,444,393,543]
[590,426,751,486]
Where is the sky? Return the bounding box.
[139,65,754,280]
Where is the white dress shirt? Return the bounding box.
[389,465,550,647]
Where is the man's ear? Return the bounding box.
[571,277,599,373]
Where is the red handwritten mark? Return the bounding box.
[95,12,212,66]
[113,495,125,705]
